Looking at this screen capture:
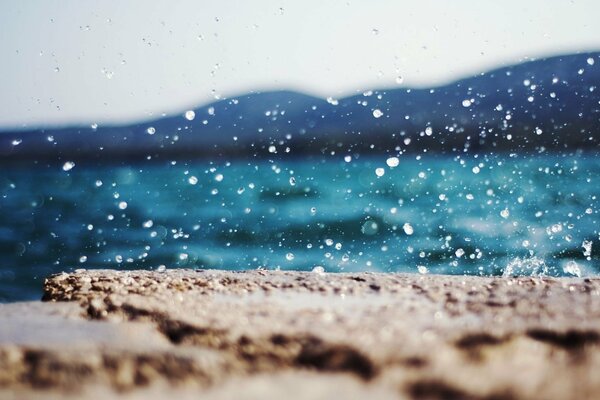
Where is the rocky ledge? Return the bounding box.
[1,269,600,399]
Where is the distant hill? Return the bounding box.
[1,51,599,163]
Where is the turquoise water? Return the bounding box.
[1,154,599,301]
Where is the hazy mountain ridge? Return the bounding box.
[1,51,598,163]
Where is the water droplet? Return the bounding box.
[286,253,294,261]
[115,255,123,263]
[289,176,296,186]
[62,161,75,171]
[118,201,127,210]
[208,106,215,116]
[386,157,399,168]
[344,155,352,163]
[372,109,384,118]
[500,208,510,219]
[214,174,224,182]
[95,180,103,187]
[79,256,87,263]
[455,248,465,258]
[185,110,196,121]
[101,68,114,79]
[417,265,429,274]
[588,57,595,66]
[146,127,156,135]
[375,167,385,177]
[156,265,166,273]
[582,240,593,257]
[143,220,154,228]
[188,176,198,185]
[361,220,379,235]
[395,76,404,84]
[563,261,581,277]
[462,99,472,107]
[268,145,276,153]
[11,139,22,146]
[535,127,543,135]
[472,166,480,174]
[402,223,414,235]
[312,266,325,274]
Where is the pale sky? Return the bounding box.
[1,0,599,128]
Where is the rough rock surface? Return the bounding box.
[2,269,600,399]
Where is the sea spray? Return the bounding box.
[503,256,550,277]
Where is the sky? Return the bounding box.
[1,0,599,129]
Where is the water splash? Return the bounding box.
[563,261,582,277]
[502,256,549,277]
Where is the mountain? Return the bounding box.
[1,52,599,163]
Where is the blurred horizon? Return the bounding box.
[2,50,600,132]
[2,0,600,129]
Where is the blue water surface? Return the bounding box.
[1,153,598,301]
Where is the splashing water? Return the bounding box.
[563,261,582,277]
[0,154,598,301]
[502,256,549,277]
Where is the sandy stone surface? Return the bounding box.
[2,269,600,399]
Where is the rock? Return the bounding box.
[1,269,600,399]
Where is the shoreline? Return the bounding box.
[1,269,600,399]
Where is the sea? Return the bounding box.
[1,153,598,302]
